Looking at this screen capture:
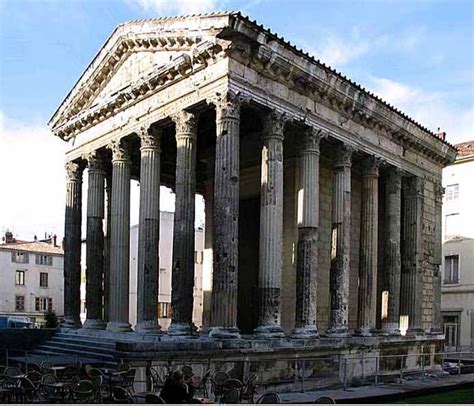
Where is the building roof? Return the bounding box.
[455,140,474,159]
[0,241,64,256]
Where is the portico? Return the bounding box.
[50,13,455,342]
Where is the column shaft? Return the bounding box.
[292,128,324,338]
[63,162,83,328]
[356,157,380,335]
[103,175,112,322]
[432,182,444,332]
[106,139,132,332]
[136,127,162,334]
[255,111,286,338]
[209,93,241,339]
[169,111,198,336]
[382,168,402,334]
[401,177,424,333]
[84,153,106,329]
[328,144,353,336]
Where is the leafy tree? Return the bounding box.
[44,310,58,329]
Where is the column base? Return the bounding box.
[167,322,198,337]
[106,321,133,333]
[254,324,285,339]
[353,327,374,337]
[291,325,320,339]
[406,327,425,337]
[135,320,162,335]
[381,322,401,336]
[326,325,350,338]
[62,316,82,329]
[83,318,106,330]
[208,326,241,339]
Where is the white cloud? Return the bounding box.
[127,0,221,15]
[0,112,68,241]
[368,77,474,144]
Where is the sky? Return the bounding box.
[0,0,473,240]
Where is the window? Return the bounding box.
[15,270,25,286]
[194,251,203,264]
[15,295,25,311]
[35,297,52,312]
[445,213,461,239]
[40,272,48,288]
[444,255,459,284]
[158,302,171,318]
[445,184,459,201]
[12,251,29,264]
[36,255,52,266]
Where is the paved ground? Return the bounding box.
[277,372,474,403]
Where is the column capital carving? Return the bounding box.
[301,127,328,154]
[108,139,131,163]
[362,155,382,177]
[83,151,106,173]
[209,91,242,120]
[138,125,162,151]
[386,166,403,192]
[434,181,445,204]
[172,110,198,139]
[263,110,288,141]
[404,176,424,196]
[65,161,84,181]
[334,144,356,167]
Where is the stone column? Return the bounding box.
[136,126,162,334]
[168,111,198,336]
[106,139,132,332]
[356,156,380,336]
[292,128,325,338]
[63,161,84,328]
[431,181,444,333]
[382,167,402,334]
[327,144,354,337]
[401,176,424,334]
[254,111,286,338]
[83,152,106,329]
[103,175,112,322]
[208,93,241,339]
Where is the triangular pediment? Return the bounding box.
[49,13,233,130]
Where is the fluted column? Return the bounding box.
[292,128,325,338]
[168,111,198,336]
[356,156,380,336]
[63,161,84,328]
[103,175,112,322]
[135,126,162,334]
[431,181,444,333]
[83,152,106,329]
[106,139,132,332]
[209,93,241,339]
[401,176,424,334]
[254,111,286,338]
[382,167,402,334]
[327,144,354,337]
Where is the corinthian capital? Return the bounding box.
[210,91,241,121]
[83,151,106,172]
[108,138,131,162]
[362,155,383,177]
[172,110,198,138]
[65,161,84,182]
[138,125,162,151]
[334,144,356,167]
[263,110,288,141]
[434,181,445,203]
[302,127,328,154]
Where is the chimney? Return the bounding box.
[5,231,14,244]
[53,235,57,247]
[34,235,38,242]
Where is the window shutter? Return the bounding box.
[35,298,40,311]
[35,255,40,265]
[48,298,53,311]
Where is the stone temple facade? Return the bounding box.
[49,12,456,357]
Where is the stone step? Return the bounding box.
[49,335,116,350]
[34,344,116,361]
[27,350,117,368]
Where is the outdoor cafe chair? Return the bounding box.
[40,361,52,372]
[41,373,63,403]
[313,396,336,404]
[149,367,164,392]
[211,371,229,399]
[91,375,104,402]
[121,368,137,390]
[19,377,40,403]
[221,387,240,404]
[61,364,80,383]
[256,392,281,404]
[113,386,135,403]
[240,374,258,403]
[145,393,166,404]
[26,371,42,386]
[71,379,94,403]
[196,369,211,398]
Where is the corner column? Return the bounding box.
[327,144,354,337]
[168,111,198,336]
[382,167,402,334]
[254,111,286,338]
[292,128,325,338]
[83,152,106,329]
[103,175,112,322]
[431,181,444,333]
[63,161,84,328]
[106,139,132,332]
[136,126,162,334]
[209,93,241,339]
[356,156,380,335]
[401,176,424,334]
